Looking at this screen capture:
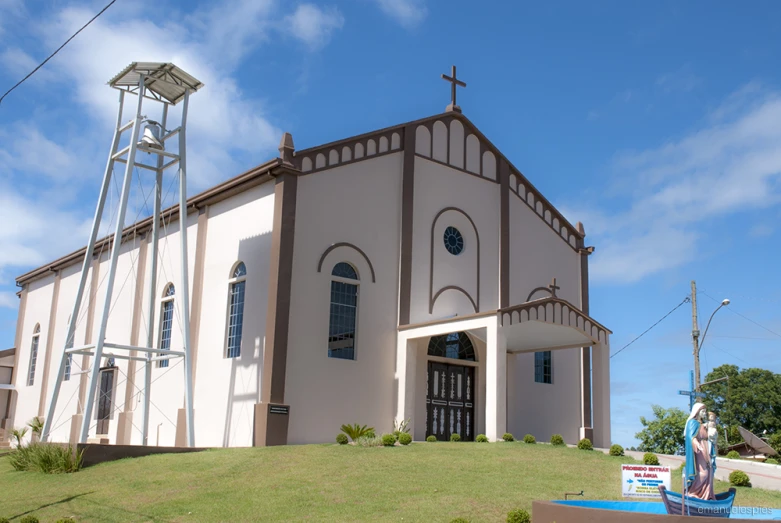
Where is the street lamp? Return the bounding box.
[696,298,730,391]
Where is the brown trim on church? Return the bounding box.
[256,172,298,446]
[414,154,498,184]
[188,207,209,393]
[37,270,62,417]
[429,206,480,314]
[499,296,611,337]
[499,159,510,309]
[398,309,497,332]
[577,226,594,431]
[316,242,376,283]
[399,125,415,326]
[431,286,478,313]
[123,234,149,410]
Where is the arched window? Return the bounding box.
[427,332,476,361]
[226,262,247,358]
[158,283,175,368]
[328,262,359,360]
[64,314,73,381]
[27,324,41,386]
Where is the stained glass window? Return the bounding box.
[158,283,175,368]
[226,262,246,358]
[328,263,358,360]
[427,332,475,361]
[27,324,41,386]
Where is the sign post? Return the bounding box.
[621,465,672,499]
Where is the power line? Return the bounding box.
[610,296,691,359]
[700,290,781,339]
[0,0,118,106]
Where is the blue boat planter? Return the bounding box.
[658,485,737,518]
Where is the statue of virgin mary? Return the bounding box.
[684,402,715,500]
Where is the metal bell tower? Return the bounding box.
[42,63,203,447]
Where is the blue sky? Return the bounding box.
[1,0,780,448]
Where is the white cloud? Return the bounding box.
[563,84,781,284]
[374,0,427,28]
[656,64,702,93]
[284,4,344,50]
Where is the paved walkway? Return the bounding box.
[615,449,781,492]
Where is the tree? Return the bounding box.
[635,405,688,455]
[702,364,781,448]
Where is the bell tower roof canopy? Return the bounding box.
[108,62,204,105]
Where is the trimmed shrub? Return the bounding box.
[522,434,536,444]
[426,435,437,442]
[450,433,461,442]
[577,438,593,451]
[336,433,348,445]
[726,450,741,459]
[8,443,83,473]
[502,433,514,442]
[398,432,412,445]
[20,517,39,523]
[340,424,375,442]
[643,452,660,465]
[609,444,625,456]
[506,508,531,523]
[381,433,397,447]
[476,434,489,443]
[730,470,751,487]
[393,430,402,441]
[765,458,779,465]
[550,434,565,446]
[365,429,376,439]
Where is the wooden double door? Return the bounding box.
[426,362,475,441]
[96,366,116,435]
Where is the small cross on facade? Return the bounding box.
[548,278,560,297]
[441,65,466,113]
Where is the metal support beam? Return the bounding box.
[80,75,147,444]
[179,89,196,448]
[41,90,126,443]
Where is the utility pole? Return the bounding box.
[691,280,701,392]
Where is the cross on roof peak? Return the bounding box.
[548,278,560,297]
[441,65,466,113]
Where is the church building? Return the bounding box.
[3,70,612,449]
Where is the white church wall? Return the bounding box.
[506,192,583,444]
[410,156,501,324]
[42,262,91,443]
[286,152,403,444]
[11,273,55,443]
[194,181,275,448]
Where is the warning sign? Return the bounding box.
[621,464,671,499]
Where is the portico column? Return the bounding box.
[395,335,416,436]
[591,342,611,448]
[485,317,507,442]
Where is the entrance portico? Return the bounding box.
[395,296,611,447]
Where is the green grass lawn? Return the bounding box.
[2,442,781,522]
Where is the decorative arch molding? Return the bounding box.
[429,206,480,314]
[316,242,376,283]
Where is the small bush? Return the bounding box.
[8,443,83,473]
[426,435,437,442]
[450,433,461,442]
[450,518,470,523]
[355,435,383,447]
[643,452,660,465]
[340,423,375,442]
[502,433,514,442]
[730,470,751,487]
[765,458,779,465]
[20,517,39,523]
[506,508,531,523]
[365,429,376,439]
[476,434,489,443]
[726,450,741,459]
[523,434,536,444]
[577,438,593,451]
[398,432,412,445]
[609,444,625,456]
[550,434,565,446]
[381,433,397,447]
[336,433,348,445]
[393,430,402,441]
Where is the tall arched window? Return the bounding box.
[158,283,175,368]
[64,314,73,381]
[226,262,247,358]
[27,324,41,386]
[328,262,359,360]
